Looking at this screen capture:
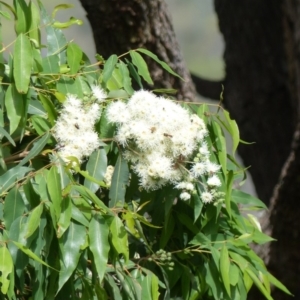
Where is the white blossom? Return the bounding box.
[180,192,191,201]
[91,85,107,102]
[201,191,214,204]
[207,175,222,187]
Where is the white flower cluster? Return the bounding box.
[104,165,114,188]
[106,90,222,204]
[53,87,107,164]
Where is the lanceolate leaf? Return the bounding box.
[84,149,107,193]
[220,244,231,297]
[11,241,53,269]
[29,1,41,45]
[47,166,62,220]
[0,166,32,195]
[38,0,67,62]
[13,34,33,94]
[3,186,25,231]
[18,132,51,166]
[89,214,110,282]
[0,127,16,146]
[109,155,129,207]
[109,216,129,262]
[13,0,28,34]
[130,51,153,85]
[102,54,118,84]
[24,203,43,238]
[0,246,14,294]
[57,196,72,238]
[136,48,183,80]
[67,43,82,74]
[5,84,24,134]
[58,221,86,292]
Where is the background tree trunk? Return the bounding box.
[213,0,297,205]
[79,0,196,100]
[214,1,300,298]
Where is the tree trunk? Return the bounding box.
[214,0,297,205]
[214,1,300,298]
[79,0,196,100]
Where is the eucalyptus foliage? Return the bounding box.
[0,1,291,299]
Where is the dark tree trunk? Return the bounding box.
[79,0,196,100]
[214,1,300,298]
[214,0,297,205]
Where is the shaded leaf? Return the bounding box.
[47,165,62,220]
[19,132,50,166]
[220,244,231,297]
[3,186,25,230]
[57,196,72,238]
[231,189,267,209]
[109,155,129,207]
[84,149,107,193]
[89,214,110,282]
[58,221,86,292]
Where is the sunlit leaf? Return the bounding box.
[130,51,153,85]
[24,203,43,238]
[13,34,32,94]
[67,43,82,74]
[0,246,14,294]
[47,165,62,220]
[220,244,231,297]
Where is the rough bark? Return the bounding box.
[79,0,196,100]
[214,0,297,205]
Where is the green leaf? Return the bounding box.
[223,110,240,154]
[38,1,67,62]
[14,0,28,34]
[130,51,153,85]
[23,179,40,208]
[229,263,240,286]
[84,149,107,193]
[13,34,32,94]
[225,170,234,217]
[57,196,72,238]
[99,108,116,139]
[38,94,57,125]
[0,246,14,294]
[41,55,59,74]
[24,203,43,238]
[58,221,86,292]
[3,187,25,231]
[72,185,108,213]
[67,43,82,74]
[71,205,89,227]
[31,115,52,135]
[109,155,129,207]
[267,272,293,296]
[0,10,11,20]
[89,214,110,282]
[118,61,134,95]
[126,59,143,89]
[19,132,50,166]
[47,165,62,220]
[192,192,203,222]
[29,1,41,46]
[137,48,183,80]
[57,77,77,95]
[0,166,32,195]
[109,216,129,262]
[0,126,15,146]
[5,84,24,134]
[220,244,231,297]
[231,189,267,209]
[102,54,118,84]
[245,268,273,300]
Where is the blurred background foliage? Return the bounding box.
[2,0,224,80]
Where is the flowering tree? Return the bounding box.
[0,1,291,299]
